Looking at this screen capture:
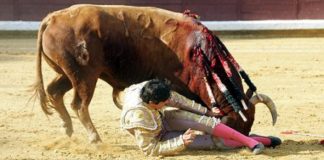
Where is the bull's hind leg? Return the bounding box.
[46,74,73,136]
[69,73,101,143]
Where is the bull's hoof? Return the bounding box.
[61,121,73,137]
[252,143,264,155]
[65,127,74,137]
[89,133,102,144]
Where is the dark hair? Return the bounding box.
[140,79,171,104]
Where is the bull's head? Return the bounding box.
[172,16,277,134]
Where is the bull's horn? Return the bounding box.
[249,93,277,126]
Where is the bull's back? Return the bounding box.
[44,4,189,41]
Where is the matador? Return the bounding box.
[120,79,281,156]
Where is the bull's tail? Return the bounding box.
[30,18,52,115]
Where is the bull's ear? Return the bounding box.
[160,18,178,45]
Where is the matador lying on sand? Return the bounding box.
[120,79,281,156]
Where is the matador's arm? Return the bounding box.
[167,91,207,115]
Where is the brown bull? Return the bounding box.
[32,4,276,143]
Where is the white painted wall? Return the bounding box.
[1,20,324,31]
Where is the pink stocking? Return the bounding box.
[222,138,245,148]
[222,136,272,148]
[212,123,258,149]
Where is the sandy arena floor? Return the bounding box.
[0,34,323,159]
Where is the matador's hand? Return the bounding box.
[206,107,223,117]
[182,128,196,146]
